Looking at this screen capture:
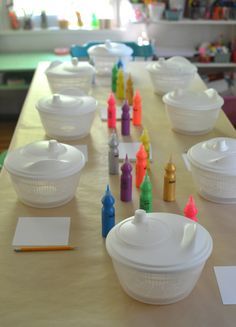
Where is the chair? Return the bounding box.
[70,41,155,61]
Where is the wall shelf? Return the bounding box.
[134,19,236,25]
[195,62,236,68]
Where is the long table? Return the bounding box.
[0,62,235,327]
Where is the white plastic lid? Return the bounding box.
[163,88,224,111]
[4,140,85,179]
[45,58,95,78]
[147,56,197,76]
[187,137,236,175]
[106,210,212,272]
[36,94,96,116]
[88,40,133,57]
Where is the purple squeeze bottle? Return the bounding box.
[121,100,130,136]
[120,154,133,202]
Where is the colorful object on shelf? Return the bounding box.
[108,131,119,175]
[184,195,198,222]
[126,74,134,106]
[116,68,125,100]
[120,154,133,202]
[140,172,153,213]
[111,64,118,93]
[91,13,99,29]
[132,90,142,126]
[121,100,131,136]
[107,93,116,129]
[8,10,20,30]
[76,11,83,27]
[140,127,150,169]
[40,10,48,29]
[101,185,115,238]
[135,144,147,188]
[163,155,176,202]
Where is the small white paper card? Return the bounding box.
[182,153,191,171]
[75,144,88,161]
[100,106,133,121]
[214,266,236,304]
[12,217,71,246]
[118,142,152,162]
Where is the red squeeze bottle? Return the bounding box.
[132,90,142,126]
[107,93,116,128]
[184,195,198,222]
[135,144,147,188]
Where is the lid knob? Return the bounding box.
[213,139,229,152]
[71,57,78,66]
[133,209,147,225]
[48,140,60,154]
[158,57,165,65]
[172,89,183,98]
[105,39,112,49]
[206,88,217,99]
[52,94,61,104]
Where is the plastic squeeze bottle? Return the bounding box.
[121,100,130,136]
[116,68,125,100]
[108,131,119,175]
[184,195,198,222]
[163,155,176,202]
[140,127,150,169]
[101,185,115,238]
[126,74,134,106]
[107,93,116,129]
[120,154,133,202]
[132,90,142,126]
[111,64,118,93]
[140,172,153,213]
[135,144,147,188]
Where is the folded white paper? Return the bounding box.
[100,106,133,121]
[12,217,70,246]
[214,266,236,304]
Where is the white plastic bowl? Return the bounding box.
[106,210,212,305]
[88,40,133,76]
[36,93,97,141]
[4,140,85,208]
[187,137,236,203]
[163,88,224,135]
[147,56,197,95]
[45,58,95,93]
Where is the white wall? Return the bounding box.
[0,24,146,53]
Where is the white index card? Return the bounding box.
[12,217,71,246]
[214,266,236,305]
[100,106,133,121]
[118,142,152,162]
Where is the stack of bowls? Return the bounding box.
[45,57,95,93]
[36,93,97,141]
[162,88,224,135]
[146,56,197,95]
[187,137,236,203]
[4,140,85,208]
[88,40,133,76]
[106,209,213,305]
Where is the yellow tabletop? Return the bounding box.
[0,62,236,327]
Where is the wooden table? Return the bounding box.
[0,62,235,327]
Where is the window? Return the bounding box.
[11,0,117,29]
